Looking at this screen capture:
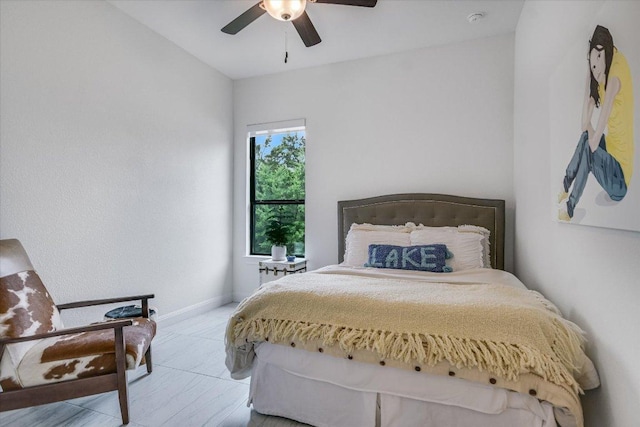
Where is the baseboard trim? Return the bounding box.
[156,294,233,327]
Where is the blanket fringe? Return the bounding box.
[530,290,588,378]
[233,317,584,394]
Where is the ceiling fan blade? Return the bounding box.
[312,0,377,7]
[221,2,266,35]
[292,11,322,47]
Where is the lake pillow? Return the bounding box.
[365,244,452,273]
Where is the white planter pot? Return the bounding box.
[271,245,286,261]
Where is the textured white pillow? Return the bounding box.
[458,225,491,268]
[343,224,412,267]
[410,228,484,271]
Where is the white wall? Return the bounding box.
[514,2,640,426]
[233,34,515,299]
[0,1,234,323]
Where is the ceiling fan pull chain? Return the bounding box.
[284,31,289,64]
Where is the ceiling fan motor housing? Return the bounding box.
[263,0,307,22]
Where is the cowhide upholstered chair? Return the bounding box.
[0,239,156,424]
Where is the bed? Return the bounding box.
[226,193,599,427]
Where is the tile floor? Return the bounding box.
[0,303,308,427]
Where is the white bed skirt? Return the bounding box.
[249,342,556,427]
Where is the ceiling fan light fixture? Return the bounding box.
[263,0,307,22]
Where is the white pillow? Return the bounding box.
[343,224,412,267]
[410,228,484,271]
[414,225,491,268]
[458,225,491,268]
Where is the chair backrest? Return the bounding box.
[0,239,64,340]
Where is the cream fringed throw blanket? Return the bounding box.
[226,267,599,427]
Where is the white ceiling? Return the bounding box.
[108,0,524,80]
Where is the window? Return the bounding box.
[248,120,305,257]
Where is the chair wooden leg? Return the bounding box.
[145,344,153,374]
[114,328,130,425]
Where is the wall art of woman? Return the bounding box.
[558,25,634,221]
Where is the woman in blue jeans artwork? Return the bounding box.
[558,25,634,221]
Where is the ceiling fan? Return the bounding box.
[221,0,378,47]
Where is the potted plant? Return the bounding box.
[265,217,290,261]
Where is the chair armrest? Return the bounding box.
[57,294,155,317]
[0,319,133,345]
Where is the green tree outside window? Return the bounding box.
[251,131,305,256]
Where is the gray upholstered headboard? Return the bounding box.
[337,194,505,270]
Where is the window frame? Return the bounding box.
[247,120,306,257]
